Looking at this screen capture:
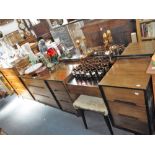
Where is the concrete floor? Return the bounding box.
[0,95,132,135]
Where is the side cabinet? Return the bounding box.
[46,80,78,114]
[100,84,154,134]
[21,78,60,108]
[0,68,33,100]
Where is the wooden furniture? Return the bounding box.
[82,19,136,48]
[99,57,154,134]
[73,95,113,134]
[20,63,79,114]
[47,80,77,113]
[0,68,33,100]
[136,19,155,42]
[146,60,155,104]
[21,77,60,108]
[122,41,155,56]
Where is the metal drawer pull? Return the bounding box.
[134,92,140,96]
[114,99,137,106]
[119,114,138,120]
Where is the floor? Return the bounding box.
[0,95,132,135]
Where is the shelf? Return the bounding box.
[141,37,155,40]
[140,19,155,24]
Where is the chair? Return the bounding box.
[73,95,113,135]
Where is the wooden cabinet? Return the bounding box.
[99,58,154,134]
[82,19,136,48]
[21,78,59,108]
[47,80,77,114]
[0,68,33,100]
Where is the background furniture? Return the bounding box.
[73,95,113,134]
[136,19,155,42]
[82,19,136,48]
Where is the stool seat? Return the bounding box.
[73,95,108,115]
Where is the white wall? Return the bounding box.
[0,20,19,36]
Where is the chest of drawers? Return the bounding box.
[99,58,154,134]
[0,68,33,100]
[47,80,78,114]
[21,77,60,108]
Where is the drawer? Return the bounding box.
[1,69,16,76]
[103,87,145,107]
[33,94,58,108]
[8,78,22,84]
[47,81,66,92]
[27,85,52,97]
[22,78,46,88]
[109,101,147,122]
[113,113,149,134]
[59,99,77,113]
[54,92,72,102]
[67,84,101,97]
[16,89,33,100]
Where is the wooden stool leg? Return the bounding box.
[79,109,88,129]
[104,115,114,135]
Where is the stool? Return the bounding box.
[73,95,113,135]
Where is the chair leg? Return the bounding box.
[103,115,114,135]
[79,109,88,129]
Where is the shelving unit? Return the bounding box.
[136,19,155,42]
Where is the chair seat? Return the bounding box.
[73,95,108,115]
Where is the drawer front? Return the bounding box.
[54,92,72,103]
[17,89,33,100]
[47,81,66,92]
[22,78,46,88]
[27,85,52,97]
[109,101,147,122]
[113,113,149,134]
[9,81,25,89]
[103,87,145,107]
[33,94,58,108]
[59,99,76,113]
[1,69,16,76]
[67,84,101,97]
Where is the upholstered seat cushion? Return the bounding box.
[73,95,108,115]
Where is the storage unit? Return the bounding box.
[99,58,154,134]
[0,68,33,100]
[47,80,77,114]
[21,77,60,108]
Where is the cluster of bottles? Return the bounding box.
[91,44,125,57]
[72,57,112,82]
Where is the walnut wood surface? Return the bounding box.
[122,41,155,55]
[99,57,151,89]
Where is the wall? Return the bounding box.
[0,20,19,36]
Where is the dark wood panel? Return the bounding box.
[67,84,101,97]
[109,101,147,122]
[58,99,76,113]
[47,81,66,92]
[22,78,46,88]
[103,87,145,107]
[113,113,149,134]
[33,94,59,108]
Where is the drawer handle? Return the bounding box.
[113,99,137,106]
[60,99,68,103]
[28,85,44,89]
[53,89,64,92]
[118,114,138,120]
